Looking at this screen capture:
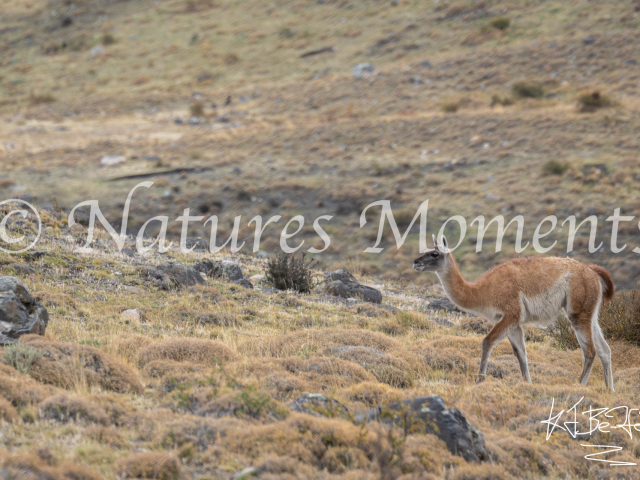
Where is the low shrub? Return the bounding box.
[137,338,238,368]
[442,101,459,113]
[40,394,109,425]
[101,33,116,45]
[578,91,613,112]
[490,94,514,107]
[2,343,43,374]
[264,252,317,293]
[489,16,510,30]
[542,159,569,176]
[116,452,180,480]
[512,81,543,99]
[549,287,640,349]
[189,101,204,117]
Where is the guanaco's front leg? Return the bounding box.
[477,313,518,383]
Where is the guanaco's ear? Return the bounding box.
[432,234,437,247]
[438,235,449,253]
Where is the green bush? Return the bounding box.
[101,33,116,46]
[2,343,43,374]
[512,81,544,99]
[542,160,569,176]
[549,287,640,349]
[489,17,510,30]
[264,252,317,293]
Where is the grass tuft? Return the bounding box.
[542,159,569,176]
[577,91,613,112]
[512,81,544,98]
[2,343,43,374]
[489,17,510,30]
[264,252,317,293]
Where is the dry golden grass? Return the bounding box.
[21,335,142,394]
[137,338,238,368]
[1,0,640,476]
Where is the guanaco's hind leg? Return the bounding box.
[508,324,531,382]
[593,320,614,392]
[477,313,518,383]
[567,311,597,387]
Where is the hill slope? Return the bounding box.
[0,212,639,478]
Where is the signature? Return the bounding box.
[541,397,640,466]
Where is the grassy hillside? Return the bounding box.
[2,1,640,477]
[0,215,639,478]
[1,0,640,286]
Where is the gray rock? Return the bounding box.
[121,247,136,258]
[194,260,244,282]
[0,276,48,344]
[425,296,460,313]
[8,264,36,276]
[322,269,382,304]
[582,35,596,45]
[142,263,205,289]
[352,62,376,79]
[233,278,254,289]
[0,276,34,305]
[288,393,349,419]
[356,396,487,463]
[185,236,208,252]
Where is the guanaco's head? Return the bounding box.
[412,235,450,272]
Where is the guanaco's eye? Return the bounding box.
[430,251,439,257]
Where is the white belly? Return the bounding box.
[520,274,570,327]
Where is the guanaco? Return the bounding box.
[413,235,615,391]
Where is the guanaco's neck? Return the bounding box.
[436,253,478,310]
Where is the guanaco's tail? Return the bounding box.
[589,265,615,302]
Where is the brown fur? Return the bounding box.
[588,264,615,302]
[414,239,616,390]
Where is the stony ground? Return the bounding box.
[0,214,639,479]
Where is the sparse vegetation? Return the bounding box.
[2,0,640,476]
[28,90,55,105]
[264,252,317,293]
[550,287,640,349]
[101,33,116,46]
[189,101,205,117]
[489,17,510,30]
[2,343,43,374]
[512,80,544,98]
[577,91,613,112]
[542,159,569,176]
[490,94,513,107]
[442,101,459,113]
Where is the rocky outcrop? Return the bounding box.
[323,270,382,304]
[0,276,49,346]
[141,263,205,290]
[194,260,243,281]
[194,260,253,289]
[356,396,487,463]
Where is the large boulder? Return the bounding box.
[356,396,487,463]
[323,269,382,304]
[0,276,48,345]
